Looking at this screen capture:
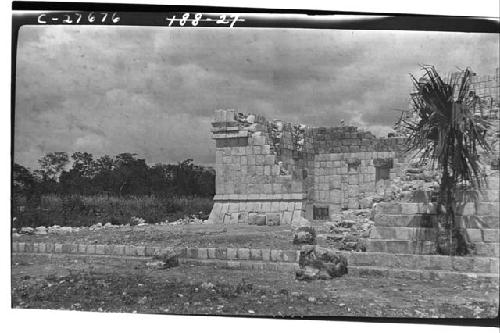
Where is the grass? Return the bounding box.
[13,194,214,228]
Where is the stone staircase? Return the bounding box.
[343,251,499,281]
[366,200,499,256]
[360,177,499,279]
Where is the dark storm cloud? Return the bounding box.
[14,26,499,169]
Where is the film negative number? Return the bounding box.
[37,12,121,24]
[165,13,245,27]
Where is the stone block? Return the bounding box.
[482,229,500,243]
[227,261,241,269]
[347,198,360,209]
[270,249,282,262]
[452,257,473,272]
[251,262,265,270]
[86,244,95,254]
[95,245,106,255]
[270,201,280,212]
[187,247,197,258]
[261,249,271,261]
[39,243,47,253]
[250,248,262,260]
[428,255,452,270]
[227,248,238,260]
[198,248,208,259]
[215,248,227,259]
[375,203,402,214]
[465,229,483,242]
[282,250,298,262]
[401,203,419,215]
[113,245,125,256]
[238,212,248,224]
[471,257,491,273]
[237,248,250,260]
[229,212,239,224]
[490,258,499,274]
[266,213,281,226]
[145,246,161,256]
[207,248,217,259]
[282,211,293,225]
[248,213,267,226]
[136,246,146,256]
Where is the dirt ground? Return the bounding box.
[11,253,499,319]
[14,224,297,249]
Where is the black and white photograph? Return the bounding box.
[9,1,500,328]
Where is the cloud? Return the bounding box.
[14,26,499,169]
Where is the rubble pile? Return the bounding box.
[295,245,348,280]
[291,124,307,152]
[316,209,374,252]
[11,215,210,237]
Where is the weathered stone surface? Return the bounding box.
[266,213,281,226]
[291,215,311,230]
[248,213,267,226]
[296,246,348,280]
[293,227,316,245]
[150,250,179,269]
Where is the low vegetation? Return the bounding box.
[13,152,215,228]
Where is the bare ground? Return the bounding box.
[11,253,499,319]
[14,224,296,249]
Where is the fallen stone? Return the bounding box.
[146,261,165,269]
[266,213,281,226]
[295,266,321,280]
[291,216,311,230]
[34,226,47,235]
[296,246,348,280]
[152,251,179,269]
[293,227,316,245]
[19,227,34,235]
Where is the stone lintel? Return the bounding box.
[212,131,249,139]
[214,193,304,201]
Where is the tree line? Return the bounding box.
[13,152,215,204]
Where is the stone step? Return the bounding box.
[373,214,499,229]
[370,227,499,243]
[374,202,499,216]
[341,251,499,274]
[348,266,499,283]
[412,189,499,202]
[366,239,500,256]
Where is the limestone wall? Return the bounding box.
[208,109,407,224]
[208,109,311,225]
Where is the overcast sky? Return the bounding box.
[14,26,499,169]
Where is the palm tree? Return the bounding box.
[399,66,491,255]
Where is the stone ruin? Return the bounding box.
[207,109,408,226]
[207,68,500,230]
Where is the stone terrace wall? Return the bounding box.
[208,109,407,225]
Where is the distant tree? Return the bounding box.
[401,66,491,255]
[12,163,39,204]
[36,152,69,181]
[95,155,114,172]
[113,153,151,196]
[71,152,96,177]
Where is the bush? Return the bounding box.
[12,194,213,228]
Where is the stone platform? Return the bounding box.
[12,242,499,282]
